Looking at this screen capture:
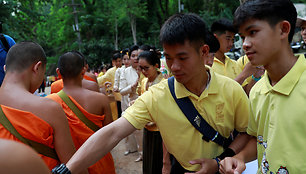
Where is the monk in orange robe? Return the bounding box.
[51,78,99,94]
[83,74,97,82]
[84,59,98,83]
[0,42,80,171]
[47,51,115,174]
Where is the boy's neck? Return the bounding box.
[63,78,83,88]
[184,69,209,97]
[1,71,33,93]
[265,47,297,86]
[215,51,226,64]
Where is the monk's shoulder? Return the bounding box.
[85,89,109,106]
[36,97,67,123]
[82,79,99,92]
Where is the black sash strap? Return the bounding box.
[57,90,100,132]
[0,106,59,160]
[167,76,230,147]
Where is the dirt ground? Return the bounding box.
[111,140,142,174]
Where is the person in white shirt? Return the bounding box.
[119,45,143,162]
[114,48,138,156]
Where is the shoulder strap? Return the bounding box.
[0,34,10,52]
[167,77,230,147]
[57,90,100,132]
[0,106,59,160]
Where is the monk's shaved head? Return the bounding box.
[58,51,84,79]
[6,42,47,72]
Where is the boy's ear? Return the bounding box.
[200,44,210,58]
[279,20,291,40]
[33,61,42,73]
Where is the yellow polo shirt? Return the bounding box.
[212,55,241,80]
[236,55,253,86]
[248,54,306,174]
[236,55,249,70]
[124,67,250,171]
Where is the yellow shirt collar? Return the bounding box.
[213,55,231,65]
[174,67,218,100]
[261,54,306,95]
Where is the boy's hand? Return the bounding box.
[185,158,218,174]
[219,157,246,174]
[253,66,265,79]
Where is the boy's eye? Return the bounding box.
[250,30,257,35]
[165,56,171,60]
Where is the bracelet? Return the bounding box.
[217,148,236,160]
[252,75,261,82]
[214,157,220,170]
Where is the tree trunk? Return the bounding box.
[114,19,118,50]
[239,0,246,4]
[129,13,137,45]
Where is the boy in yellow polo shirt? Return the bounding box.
[211,19,265,96]
[219,1,306,174]
[98,53,122,119]
[54,13,251,174]
[211,18,241,79]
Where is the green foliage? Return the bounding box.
[2,0,244,74]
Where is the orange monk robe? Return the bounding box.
[0,105,59,170]
[50,79,64,94]
[47,94,115,174]
[83,74,96,83]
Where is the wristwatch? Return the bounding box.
[51,164,71,174]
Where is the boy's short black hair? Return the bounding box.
[58,51,84,79]
[234,0,297,42]
[160,13,209,50]
[211,18,237,35]
[139,45,151,51]
[112,52,122,61]
[206,31,220,53]
[6,42,47,72]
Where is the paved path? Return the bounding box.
[43,86,142,174]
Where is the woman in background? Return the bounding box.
[138,50,164,174]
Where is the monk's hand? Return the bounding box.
[219,157,245,174]
[185,158,218,174]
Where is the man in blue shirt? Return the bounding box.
[0,22,16,86]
